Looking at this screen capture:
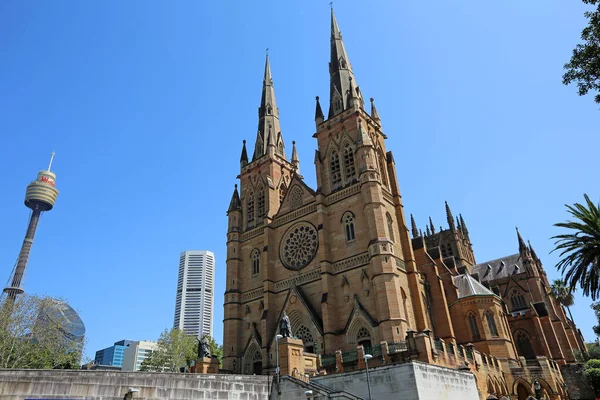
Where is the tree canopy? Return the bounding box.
[140,328,197,372]
[563,0,600,104]
[552,194,600,299]
[139,328,224,372]
[0,294,84,369]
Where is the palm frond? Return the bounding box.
[552,194,600,300]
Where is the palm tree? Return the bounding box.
[552,194,600,300]
[550,279,575,322]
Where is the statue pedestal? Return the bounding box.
[195,357,219,374]
[278,337,305,377]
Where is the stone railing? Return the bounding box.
[318,340,410,374]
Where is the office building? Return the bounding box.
[94,339,134,368]
[173,250,215,338]
[122,340,158,372]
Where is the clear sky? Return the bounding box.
[0,0,598,361]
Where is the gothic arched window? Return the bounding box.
[247,191,255,226]
[514,330,535,359]
[296,325,315,353]
[357,327,372,353]
[343,143,356,182]
[330,150,342,187]
[510,289,527,311]
[386,213,395,242]
[467,312,480,341]
[343,212,355,242]
[251,249,260,276]
[378,150,388,188]
[257,188,265,219]
[486,311,499,337]
[277,142,284,156]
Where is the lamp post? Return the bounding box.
[534,379,542,400]
[364,354,373,400]
[276,334,283,394]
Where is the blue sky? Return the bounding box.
[0,0,598,360]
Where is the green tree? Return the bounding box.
[563,0,600,104]
[140,328,197,372]
[549,279,576,321]
[583,359,600,396]
[0,295,84,369]
[587,342,600,359]
[592,302,600,338]
[552,194,600,299]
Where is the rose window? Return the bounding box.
[280,222,319,270]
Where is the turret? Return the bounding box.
[315,96,324,126]
[240,140,248,169]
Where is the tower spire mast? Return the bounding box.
[3,156,60,312]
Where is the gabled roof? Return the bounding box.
[453,274,495,298]
[471,254,524,283]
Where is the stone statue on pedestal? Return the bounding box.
[198,336,211,358]
[280,311,292,338]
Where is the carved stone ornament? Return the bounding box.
[279,222,319,271]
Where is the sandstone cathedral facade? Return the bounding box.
[223,10,586,399]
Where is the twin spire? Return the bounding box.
[242,8,376,168]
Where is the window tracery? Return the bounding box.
[343,212,356,242]
[247,191,255,226]
[330,150,342,187]
[290,187,303,209]
[515,330,535,359]
[251,249,260,275]
[257,189,265,219]
[343,143,356,181]
[510,289,527,310]
[280,222,319,271]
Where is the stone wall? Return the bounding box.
[312,361,479,400]
[561,364,596,400]
[0,370,270,400]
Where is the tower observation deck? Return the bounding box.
[3,154,59,303]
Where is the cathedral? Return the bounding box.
[223,9,586,399]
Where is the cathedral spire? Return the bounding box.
[328,7,363,118]
[460,214,469,235]
[429,217,436,234]
[516,227,530,257]
[291,141,300,172]
[445,201,456,232]
[253,53,284,161]
[240,140,248,168]
[227,184,241,214]
[410,214,419,238]
[370,98,381,125]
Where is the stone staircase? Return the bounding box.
[276,374,363,400]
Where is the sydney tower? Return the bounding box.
[3,154,59,306]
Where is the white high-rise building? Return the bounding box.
[173,250,215,338]
[122,340,158,371]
